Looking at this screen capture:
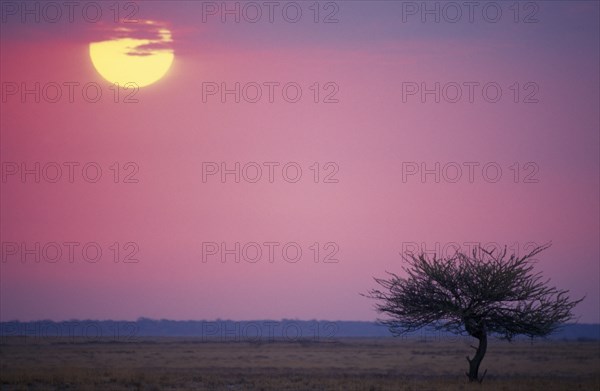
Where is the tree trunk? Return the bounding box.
[466,331,487,382]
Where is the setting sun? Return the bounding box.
[89,28,174,88]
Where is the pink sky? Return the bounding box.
[1,1,598,323]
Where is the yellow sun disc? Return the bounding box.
[89,37,174,88]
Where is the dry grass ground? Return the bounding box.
[1,337,598,390]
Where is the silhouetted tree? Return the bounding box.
[365,244,582,382]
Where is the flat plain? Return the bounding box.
[1,337,598,390]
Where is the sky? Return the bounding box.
[1,1,599,323]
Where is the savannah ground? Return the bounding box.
[1,337,598,390]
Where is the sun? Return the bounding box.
[89,27,174,88]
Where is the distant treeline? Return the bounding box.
[1,319,598,342]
